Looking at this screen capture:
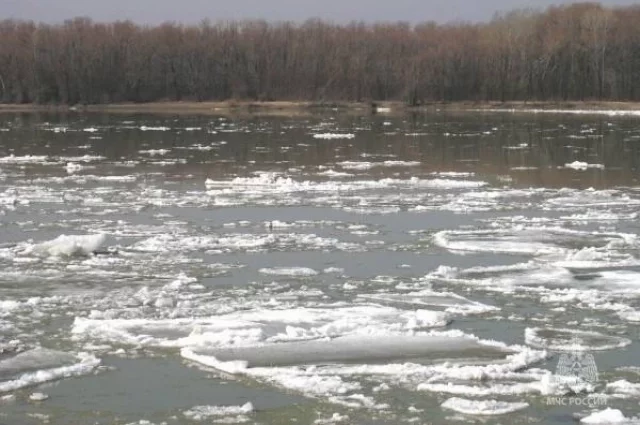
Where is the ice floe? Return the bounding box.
[357,290,498,315]
[139,126,170,131]
[313,133,355,140]
[259,267,319,277]
[441,397,529,415]
[337,161,420,170]
[205,172,486,193]
[581,408,640,424]
[606,380,640,399]
[0,155,49,164]
[65,162,83,174]
[20,234,107,257]
[565,161,605,170]
[525,328,631,351]
[183,402,254,421]
[433,226,637,259]
[183,334,508,368]
[479,108,640,117]
[139,149,170,156]
[72,305,452,349]
[29,392,48,401]
[0,348,100,393]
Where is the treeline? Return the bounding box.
[1,2,640,105]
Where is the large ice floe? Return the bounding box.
[69,298,551,411]
[525,328,631,352]
[202,171,489,213]
[204,171,487,194]
[0,348,100,393]
[18,234,107,258]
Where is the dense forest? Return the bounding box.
[0,2,639,105]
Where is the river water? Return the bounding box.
[0,110,639,424]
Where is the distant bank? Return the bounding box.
[2,101,640,116]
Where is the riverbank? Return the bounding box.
[2,100,640,116]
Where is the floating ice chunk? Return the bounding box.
[58,155,105,162]
[0,155,49,164]
[581,408,639,424]
[65,162,83,174]
[430,172,475,178]
[607,380,640,398]
[0,348,76,379]
[73,305,451,350]
[31,175,137,184]
[565,161,605,171]
[317,169,354,177]
[259,267,318,277]
[478,108,640,117]
[337,161,375,171]
[562,211,638,221]
[183,402,254,421]
[183,334,509,368]
[183,334,546,404]
[205,172,486,193]
[132,232,362,254]
[432,226,627,257]
[269,372,361,398]
[441,397,529,415]
[313,133,355,140]
[382,160,420,167]
[22,234,107,257]
[525,328,631,352]
[0,188,18,206]
[139,149,170,156]
[181,349,249,374]
[139,126,170,131]
[618,310,640,322]
[546,189,640,208]
[324,267,345,274]
[0,348,100,393]
[412,178,486,189]
[315,413,350,424]
[29,392,49,401]
[433,228,562,255]
[337,161,420,170]
[358,290,498,316]
[0,300,22,314]
[329,393,389,409]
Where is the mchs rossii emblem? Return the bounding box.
[555,338,598,384]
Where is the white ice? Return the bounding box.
[565,161,605,171]
[0,348,100,393]
[441,397,529,415]
[183,402,254,421]
[313,133,355,140]
[20,234,107,257]
[259,267,319,277]
[581,408,640,424]
[525,328,631,351]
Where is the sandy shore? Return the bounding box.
[2,100,640,115]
